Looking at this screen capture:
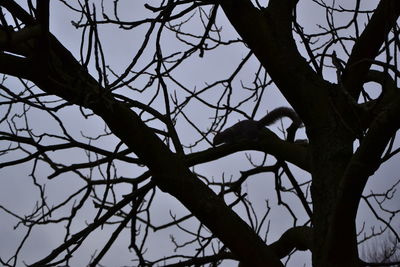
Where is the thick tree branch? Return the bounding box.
[85,86,284,267]
[0,25,41,55]
[187,129,310,172]
[238,226,313,266]
[0,5,284,266]
[0,53,32,79]
[269,226,313,258]
[218,0,332,126]
[35,0,50,73]
[342,0,400,98]
[326,92,400,263]
[362,70,399,125]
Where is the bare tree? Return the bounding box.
[361,231,400,266]
[0,0,399,266]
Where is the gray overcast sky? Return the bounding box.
[0,1,399,266]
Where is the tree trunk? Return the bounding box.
[309,127,359,266]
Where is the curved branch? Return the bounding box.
[364,70,399,119]
[269,226,313,258]
[365,70,397,95]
